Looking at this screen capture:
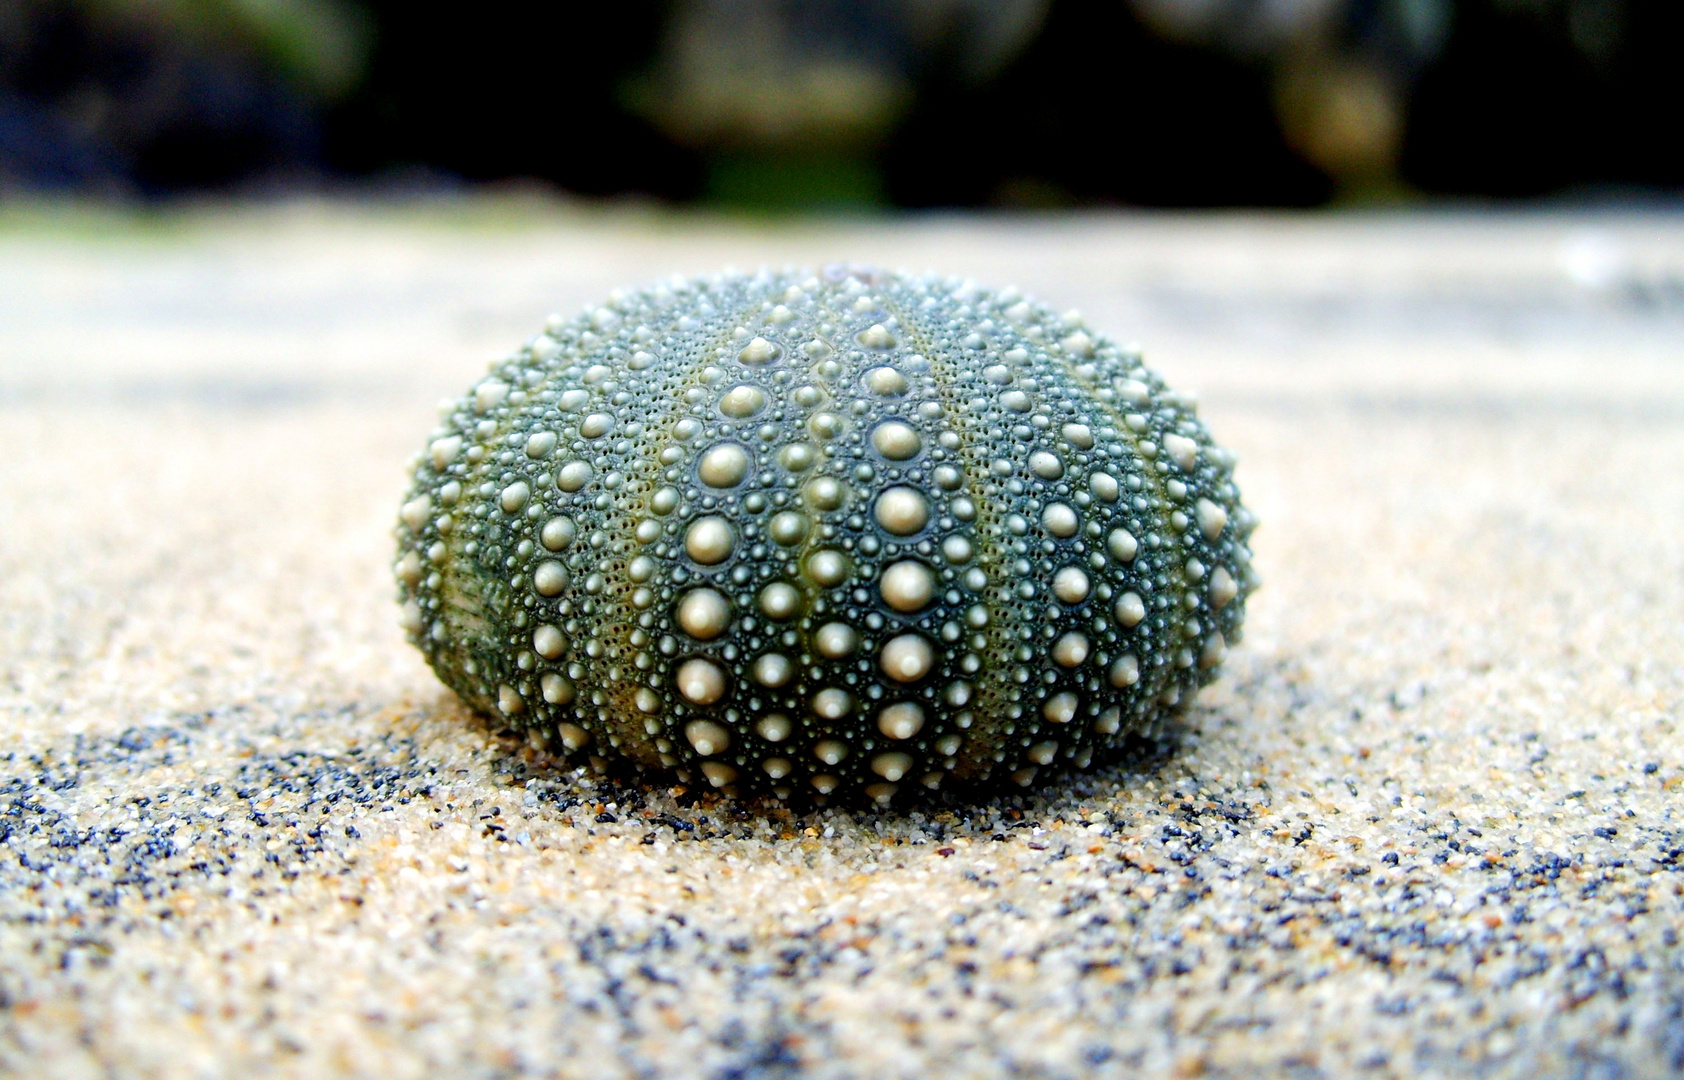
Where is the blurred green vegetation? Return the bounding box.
[2,0,1679,207]
[84,0,369,98]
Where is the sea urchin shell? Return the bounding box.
[395,266,1256,804]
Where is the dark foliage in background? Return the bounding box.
[884,2,1334,208]
[0,0,1679,206]
[323,2,701,199]
[1405,1,1684,196]
[0,0,321,193]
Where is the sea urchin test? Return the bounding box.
[395,267,1255,804]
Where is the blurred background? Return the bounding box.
[0,0,1679,210]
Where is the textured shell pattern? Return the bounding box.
[395,267,1255,804]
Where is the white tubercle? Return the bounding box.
[880,634,934,682]
[877,702,925,740]
[677,588,731,640]
[685,719,731,756]
[880,561,934,612]
[676,659,726,705]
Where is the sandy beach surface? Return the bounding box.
[1,202,1681,1079]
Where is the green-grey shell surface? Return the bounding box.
[395,266,1255,805]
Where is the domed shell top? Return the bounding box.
[395,266,1256,805]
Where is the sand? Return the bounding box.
[1,202,1681,1079]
